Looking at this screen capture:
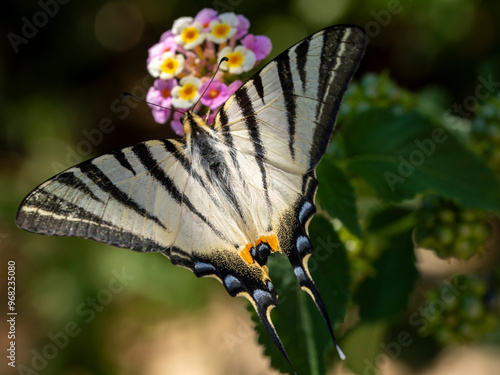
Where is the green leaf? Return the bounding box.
[252,216,350,375]
[317,158,363,238]
[308,216,352,325]
[342,109,500,214]
[342,322,388,375]
[354,229,418,321]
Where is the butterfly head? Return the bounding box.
[181,110,213,139]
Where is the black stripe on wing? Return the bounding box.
[309,26,366,169]
[16,190,158,250]
[79,160,167,230]
[217,107,243,173]
[163,123,247,223]
[168,246,195,269]
[54,172,103,203]
[295,36,311,92]
[161,138,220,197]
[17,188,199,265]
[160,139,219,196]
[251,74,265,104]
[235,86,271,208]
[113,150,136,176]
[276,52,297,160]
[131,143,228,241]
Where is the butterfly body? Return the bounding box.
[17,25,366,372]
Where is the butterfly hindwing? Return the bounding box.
[16,24,366,372]
[212,24,365,355]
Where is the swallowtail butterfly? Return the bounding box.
[17,25,366,373]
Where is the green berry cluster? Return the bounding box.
[415,196,490,260]
[338,72,452,131]
[334,222,369,290]
[338,72,416,121]
[471,92,500,175]
[420,274,498,345]
[335,221,387,291]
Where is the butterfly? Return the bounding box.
[16,24,366,373]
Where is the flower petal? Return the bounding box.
[172,17,194,34]
[218,46,255,74]
[206,13,238,44]
[157,53,185,80]
[195,8,218,29]
[241,34,272,60]
[200,79,229,109]
[235,15,250,39]
[146,79,178,124]
[219,12,239,26]
[171,76,202,108]
[171,110,186,136]
[227,80,242,96]
[151,107,170,124]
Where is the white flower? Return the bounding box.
[147,52,185,80]
[171,76,202,108]
[218,45,256,74]
[206,12,239,44]
[172,17,205,50]
[172,17,193,34]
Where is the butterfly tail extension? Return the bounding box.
[192,250,298,374]
[230,274,298,374]
[247,292,298,375]
[287,242,345,360]
[287,237,346,360]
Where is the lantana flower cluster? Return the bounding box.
[146,8,272,135]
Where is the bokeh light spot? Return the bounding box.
[95,2,144,52]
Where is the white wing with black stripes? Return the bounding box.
[16,25,366,373]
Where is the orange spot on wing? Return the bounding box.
[240,243,254,264]
[240,233,280,264]
[257,234,279,252]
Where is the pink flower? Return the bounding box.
[160,30,173,41]
[204,81,239,124]
[235,15,250,39]
[241,34,272,61]
[228,80,242,96]
[200,79,230,109]
[147,32,177,64]
[146,78,177,124]
[195,8,218,30]
[170,109,187,136]
[145,11,272,134]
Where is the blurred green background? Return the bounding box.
[2,0,500,374]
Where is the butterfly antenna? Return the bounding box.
[121,92,185,115]
[190,56,228,111]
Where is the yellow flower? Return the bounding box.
[171,76,202,108]
[147,52,184,80]
[218,46,256,74]
[206,13,238,44]
[172,17,205,50]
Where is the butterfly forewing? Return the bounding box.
[215,25,366,173]
[17,140,234,256]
